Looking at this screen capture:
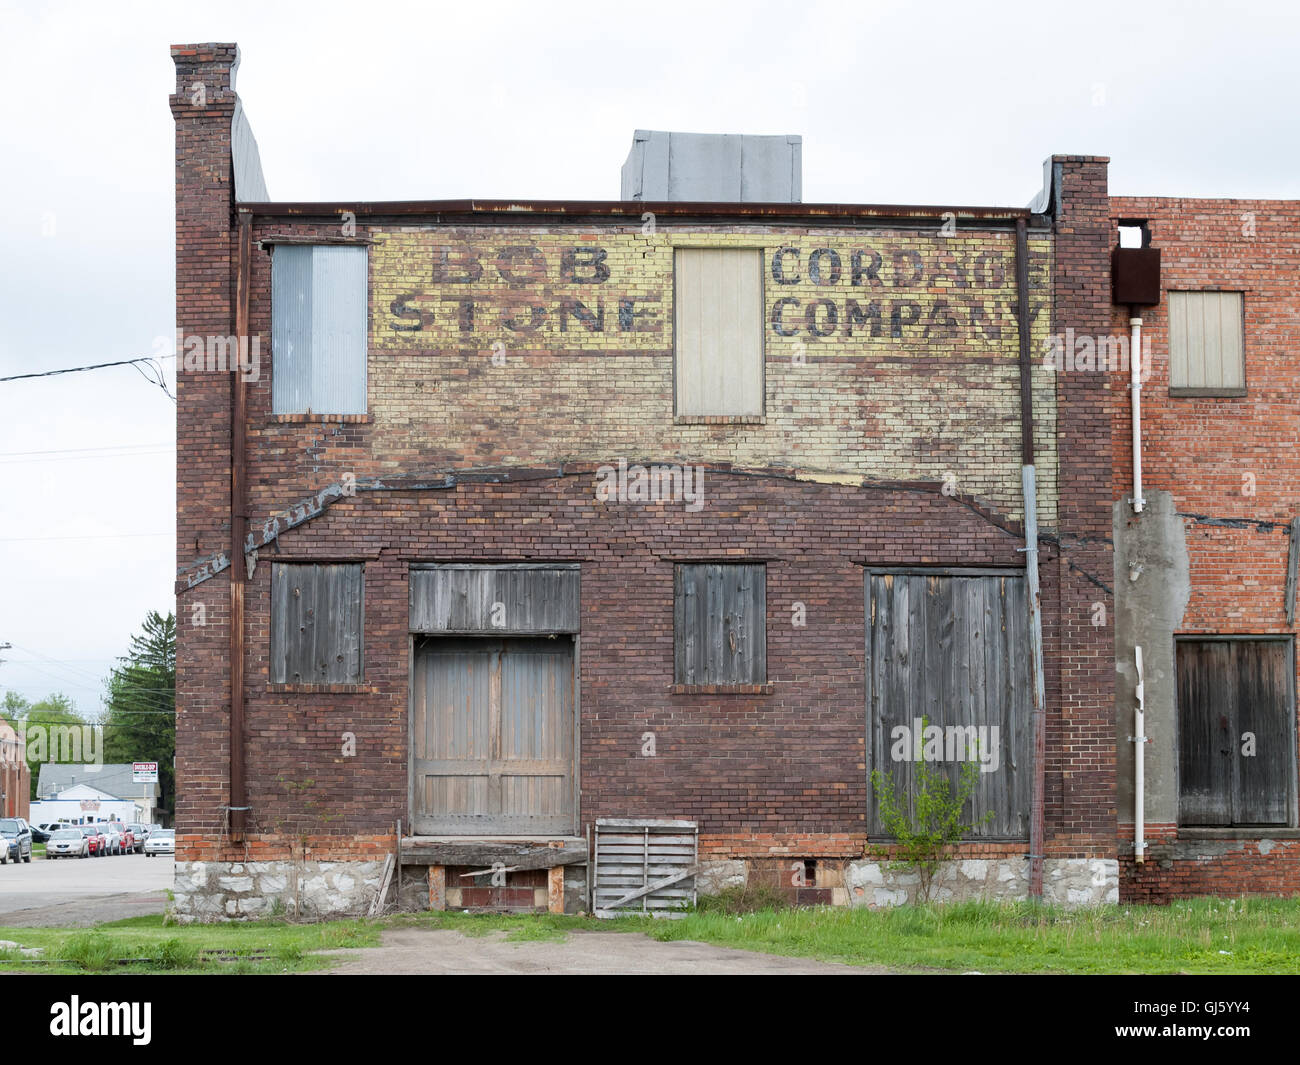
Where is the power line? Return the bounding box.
[1,355,176,402]
[0,532,172,543]
[0,442,172,458]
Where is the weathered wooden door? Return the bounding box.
[411,637,575,835]
[867,571,1032,838]
[1177,638,1294,826]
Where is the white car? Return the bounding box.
[98,825,121,855]
[46,828,90,859]
[144,829,174,857]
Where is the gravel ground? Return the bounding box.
[0,852,172,927]
[316,927,881,975]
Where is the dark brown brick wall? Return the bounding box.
[171,43,238,846]
[1048,157,1119,858]
[171,49,1117,872]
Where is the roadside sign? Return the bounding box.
[133,761,159,783]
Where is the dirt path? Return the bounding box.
[315,927,882,974]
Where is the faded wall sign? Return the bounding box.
[371,230,1049,351]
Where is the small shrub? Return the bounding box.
[157,937,199,969]
[61,933,121,972]
[273,942,304,964]
[697,881,790,915]
[870,724,995,903]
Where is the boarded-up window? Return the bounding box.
[270,563,364,683]
[674,248,764,416]
[409,564,580,634]
[1168,291,1244,393]
[271,245,368,414]
[867,572,1033,839]
[674,564,766,685]
[1176,638,1295,827]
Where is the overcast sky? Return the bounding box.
[0,0,1296,719]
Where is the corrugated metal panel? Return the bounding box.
[409,564,580,634]
[410,638,575,835]
[271,245,367,414]
[674,248,764,416]
[1169,291,1244,390]
[270,563,364,683]
[232,99,269,202]
[674,563,766,685]
[1176,638,1293,826]
[620,131,802,202]
[867,573,1031,838]
[593,819,698,918]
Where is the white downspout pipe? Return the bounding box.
[1133,645,1147,863]
[1130,315,1145,513]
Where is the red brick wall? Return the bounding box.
[1110,197,1300,899]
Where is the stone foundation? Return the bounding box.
[696,857,1119,907]
[172,860,388,921]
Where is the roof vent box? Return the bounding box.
[621,130,802,203]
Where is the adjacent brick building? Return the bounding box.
[1111,198,1300,901]
[169,42,1143,919]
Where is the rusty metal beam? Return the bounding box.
[237,197,1045,229]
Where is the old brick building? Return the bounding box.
[169,42,1128,919]
[0,715,30,822]
[1111,198,1300,901]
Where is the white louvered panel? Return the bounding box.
[1169,291,1244,391]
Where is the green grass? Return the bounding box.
[376,895,1300,974]
[1,896,1297,974]
[637,896,1300,974]
[0,913,385,975]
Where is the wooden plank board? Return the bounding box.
[410,565,580,634]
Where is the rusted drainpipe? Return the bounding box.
[229,210,252,840]
[1015,218,1047,898]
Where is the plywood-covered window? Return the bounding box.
[1176,638,1295,827]
[270,563,364,684]
[674,248,764,417]
[674,563,766,685]
[1168,291,1245,394]
[271,245,368,415]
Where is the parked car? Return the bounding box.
[29,824,51,844]
[125,824,149,852]
[79,825,107,857]
[46,828,90,859]
[0,818,33,864]
[144,829,175,857]
[100,824,123,855]
[103,822,134,855]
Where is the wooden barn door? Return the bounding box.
[411,637,575,835]
[1177,638,1294,826]
[867,571,1033,838]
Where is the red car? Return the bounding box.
[79,825,107,856]
[108,824,136,854]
